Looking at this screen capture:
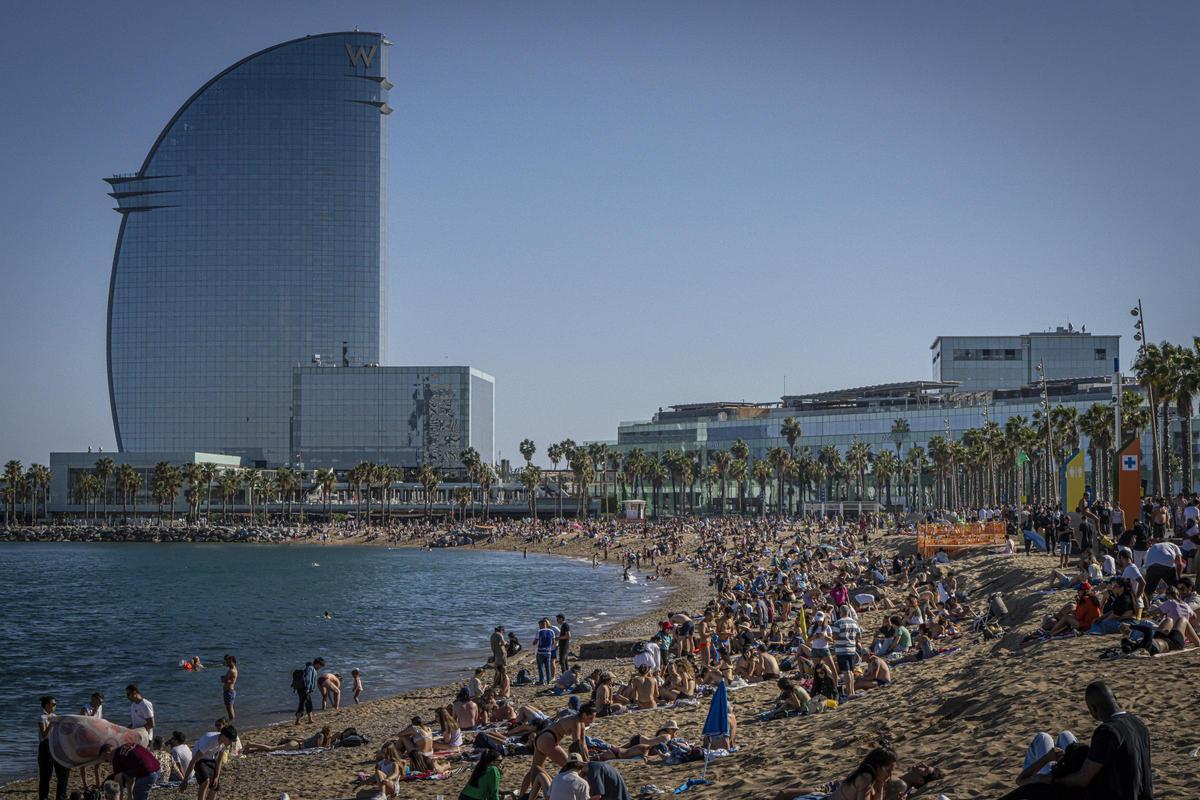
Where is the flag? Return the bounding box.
[1114,437,1142,527]
[1060,449,1085,513]
[1016,451,1029,467]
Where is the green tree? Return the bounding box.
[766,447,790,516]
[5,460,24,524]
[218,469,241,522]
[316,468,337,517]
[1134,341,1174,495]
[94,457,115,524]
[521,465,543,519]
[752,459,772,517]
[873,449,897,508]
[846,440,872,500]
[519,438,537,466]
[547,443,565,519]
[275,467,297,522]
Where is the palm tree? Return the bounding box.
[710,450,732,515]
[151,462,180,525]
[115,463,140,523]
[198,463,218,524]
[93,457,115,524]
[417,463,440,520]
[477,462,496,520]
[521,465,543,519]
[218,469,241,522]
[730,439,750,514]
[766,447,790,516]
[5,460,23,524]
[752,460,771,517]
[180,463,203,522]
[1120,389,1150,441]
[846,441,872,500]
[241,469,263,523]
[275,467,297,522]
[1169,341,1200,493]
[547,443,564,519]
[588,443,610,514]
[314,468,336,517]
[1079,403,1115,501]
[29,464,51,522]
[454,487,471,523]
[781,417,802,510]
[648,460,667,519]
[1134,341,1174,495]
[904,446,927,510]
[927,436,952,508]
[817,445,840,503]
[568,450,592,520]
[519,438,536,466]
[873,449,897,508]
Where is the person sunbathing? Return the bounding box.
[855,653,892,690]
[591,720,683,761]
[242,725,333,753]
[590,672,626,716]
[452,688,481,730]
[434,705,463,749]
[395,716,437,772]
[629,664,658,708]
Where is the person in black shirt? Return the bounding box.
[998,680,1152,799]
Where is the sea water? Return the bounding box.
[0,542,664,781]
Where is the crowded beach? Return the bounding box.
[16,491,1199,800]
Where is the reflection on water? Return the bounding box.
[0,543,665,782]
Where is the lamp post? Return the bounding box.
[1131,301,1163,496]
[1037,360,1056,505]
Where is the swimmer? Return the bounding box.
[323,611,332,620]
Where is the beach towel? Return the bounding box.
[401,769,454,781]
[47,715,142,769]
[266,747,331,756]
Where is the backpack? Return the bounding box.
[291,669,306,691]
[514,668,533,685]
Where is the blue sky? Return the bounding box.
[1,1,1197,467]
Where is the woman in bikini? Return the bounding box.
[519,703,596,799]
[242,725,333,753]
[396,716,436,772]
[434,705,463,749]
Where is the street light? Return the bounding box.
[1131,299,1163,496]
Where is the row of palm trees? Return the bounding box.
[1132,337,1200,496]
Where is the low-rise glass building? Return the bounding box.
[290,366,495,470]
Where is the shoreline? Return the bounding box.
[0,532,704,792]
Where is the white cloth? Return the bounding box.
[1145,542,1182,568]
[170,744,192,777]
[130,698,154,731]
[193,732,226,760]
[548,770,590,800]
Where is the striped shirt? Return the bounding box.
[832,617,860,655]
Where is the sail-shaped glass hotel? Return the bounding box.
[106,32,391,465]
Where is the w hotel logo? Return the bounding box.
[345,43,378,67]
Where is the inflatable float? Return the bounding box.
[47,715,142,769]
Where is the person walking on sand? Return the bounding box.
[294,659,319,724]
[221,655,237,721]
[126,684,155,746]
[37,696,68,800]
[556,614,572,674]
[534,618,556,685]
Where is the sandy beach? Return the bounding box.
[5,525,1197,800]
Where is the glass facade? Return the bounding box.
[290,367,495,470]
[932,332,1120,391]
[107,32,390,465]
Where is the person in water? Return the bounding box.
[221,655,238,721]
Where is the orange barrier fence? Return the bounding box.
[916,522,1006,557]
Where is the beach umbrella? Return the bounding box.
[702,679,730,743]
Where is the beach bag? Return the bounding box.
[514,668,533,685]
[988,593,1008,619]
[291,669,306,691]
[337,733,368,747]
[574,680,593,694]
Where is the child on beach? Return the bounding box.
[351,669,363,704]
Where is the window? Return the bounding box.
[1095,348,1107,360]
